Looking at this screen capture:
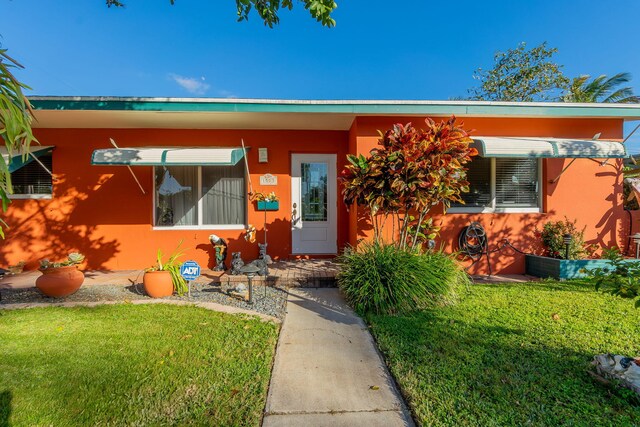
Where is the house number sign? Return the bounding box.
[259,174,278,186]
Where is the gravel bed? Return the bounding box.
[0,282,288,320]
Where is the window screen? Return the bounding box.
[495,158,539,208]
[453,157,491,208]
[11,154,53,195]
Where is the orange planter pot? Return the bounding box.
[36,266,85,298]
[143,270,174,298]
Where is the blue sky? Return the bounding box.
[2,0,640,150]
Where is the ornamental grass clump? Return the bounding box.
[337,242,469,315]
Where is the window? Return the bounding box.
[495,158,539,208]
[154,164,246,228]
[451,157,540,213]
[301,162,328,221]
[10,154,53,198]
[457,156,491,208]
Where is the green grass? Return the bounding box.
[367,281,640,426]
[0,304,279,426]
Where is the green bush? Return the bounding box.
[337,242,468,315]
[540,217,590,259]
[584,247,640,308]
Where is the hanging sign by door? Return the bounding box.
[259,174,278,186]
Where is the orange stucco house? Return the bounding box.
[2,97,640,275]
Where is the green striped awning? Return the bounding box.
[471,137,627,158]
[91,147,247,166]
[1,146,55,173]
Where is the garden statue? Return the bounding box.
[258,243,272,264]
[245,224,257,243]
[209,234,228,271]
[230,252,245,275]
[248,258,269,276]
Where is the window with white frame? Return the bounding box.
[154,163,246,228]
[9,154,53,198]
[451,157,540,212]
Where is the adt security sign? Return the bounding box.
[180,261,201,281]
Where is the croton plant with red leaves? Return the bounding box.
[340,116,477,250]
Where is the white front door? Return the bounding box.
[291,154,337,254]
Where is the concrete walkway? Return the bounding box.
[263,288,414,427]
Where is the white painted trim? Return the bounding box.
[8,194,52,200]
[152,225,245,231]
[448,207,542,214]
[197,167,203,224]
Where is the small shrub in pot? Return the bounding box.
[143,243,188,298]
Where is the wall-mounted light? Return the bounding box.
[258,148,268,163]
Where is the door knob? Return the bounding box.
[292,203,298,225]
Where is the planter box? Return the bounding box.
[525,254,638,280]
[256,200,279,211]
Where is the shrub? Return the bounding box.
[540,217,589,259]
[337,242,469,315]
[340,117,476,250]
[584,247,640,308]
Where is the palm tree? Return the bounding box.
[0,49,37,236]
[563,72,640,103]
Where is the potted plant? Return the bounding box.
[253,191,279,211]
[143,243,188,298]
[525,217,636,279]
[36,253,86,298]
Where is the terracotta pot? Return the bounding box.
[36,266,85,298]
[143,270,174,298]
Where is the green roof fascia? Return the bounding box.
[28,97,640,120]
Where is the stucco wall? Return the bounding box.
[350,116,627,275]
[2,128,349,270]
[1,115,628,275]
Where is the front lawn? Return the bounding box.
[0,304,279,426]
[367,281,640,426]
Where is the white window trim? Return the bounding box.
[152,165,247,230]
[152,225,246,231]
[8,194,53,200]
[448,158,542,214]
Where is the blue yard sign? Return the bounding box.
[180,260,201,281]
